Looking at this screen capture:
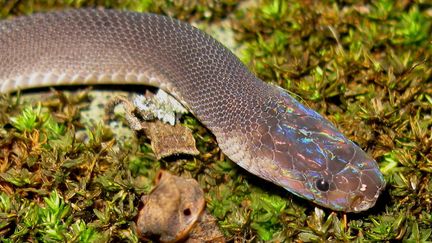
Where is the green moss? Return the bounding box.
[0,0,431,241]
[0,191,104,242]
[250,192,287,240]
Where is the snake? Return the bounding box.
[0,9,385,212]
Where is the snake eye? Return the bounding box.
[316,179,330,192]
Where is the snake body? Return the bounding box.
[0,9,385,212]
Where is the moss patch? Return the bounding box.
[0,0,431,241]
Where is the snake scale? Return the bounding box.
[0,9,385,212]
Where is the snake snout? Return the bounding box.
[349,169,386,212]
[348,152,386,212]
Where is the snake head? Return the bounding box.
[246,90,386,212]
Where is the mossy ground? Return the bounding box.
[0,0,431,242]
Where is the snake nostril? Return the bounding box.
[316,179,330,192]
